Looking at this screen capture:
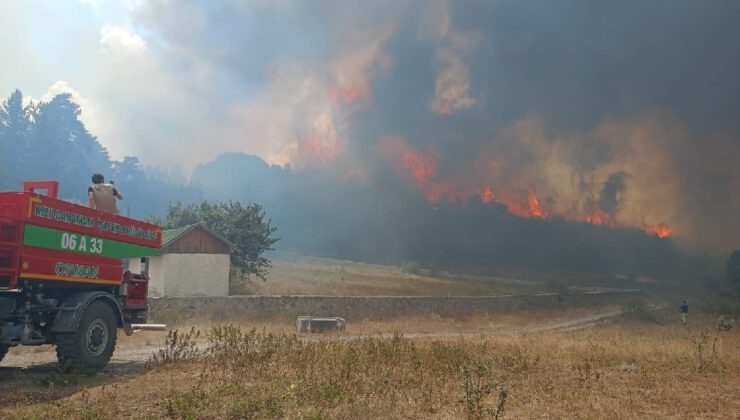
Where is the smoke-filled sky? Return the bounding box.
[2,0,740,250]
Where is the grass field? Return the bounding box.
[2,306,738,419]
[2,257,735,418]
[251,253,635,296]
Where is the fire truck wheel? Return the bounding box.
[56,301,118,371]
[0,344,8,362]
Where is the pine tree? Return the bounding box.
[0,90,33,188]
[31,93,110,198]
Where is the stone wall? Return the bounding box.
[149,290,642,325]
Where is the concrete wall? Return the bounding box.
[161,253,229,297]
[149,290,642,324]
[129,253,229,297]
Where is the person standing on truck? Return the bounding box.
[88,173,123,214]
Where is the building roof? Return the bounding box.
[161,223,239,253]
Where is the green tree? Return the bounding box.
[726,250,740,298]
[158,201,278,281]
[0,89,33,188]
[31,93,110,197]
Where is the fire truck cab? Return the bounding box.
[0,181,162,370]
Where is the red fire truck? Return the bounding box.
[0,181,162,370]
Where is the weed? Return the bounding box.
[717,315,736,331]
[147,327,201,368]
[459,359,508,419]
[206,325,297,372]
[685,316,734,373]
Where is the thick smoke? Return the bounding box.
[6,0,738,255]
[124,0,740,251]
[599,172,630,216]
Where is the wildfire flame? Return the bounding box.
[378,137,673,238]
[480,188,548,219]
[527,189,547,218]
[378,137,473,204]
[298,133,341,164]
[481,185,495,203]
[642,222,673,238]
[400,149,436,182]
[578,209,617,227]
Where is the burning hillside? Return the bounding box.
[376,136,673,238]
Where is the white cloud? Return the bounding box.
[99,25,146,58]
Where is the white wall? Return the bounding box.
[128,254,229,297]
[160,253,230,297]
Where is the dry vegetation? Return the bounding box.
[3,307,738,419]
[2,259,736,418]
[253,254,619,296]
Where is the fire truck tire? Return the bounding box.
[0,344,8,362]
[56,301,118,371]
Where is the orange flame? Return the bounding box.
[378,137,672,238]
[474,185,672,237]
[379,136,436,180]
[298,133,341,165]
[401,151,436,182]
[579,209,617,227]
[378,137,474,204]
[480,187,548,218]
[481,185,495,203]
[643,222,673,238]
[527,189,547,218]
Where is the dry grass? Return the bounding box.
[166,302,622,336]
[4,311,738,419]
[256,255,547,296]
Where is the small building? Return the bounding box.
[130,223,235,297]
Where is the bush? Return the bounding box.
[146,327,201,368]
[459,359,508,419]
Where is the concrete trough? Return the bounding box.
[296,316,346,333]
